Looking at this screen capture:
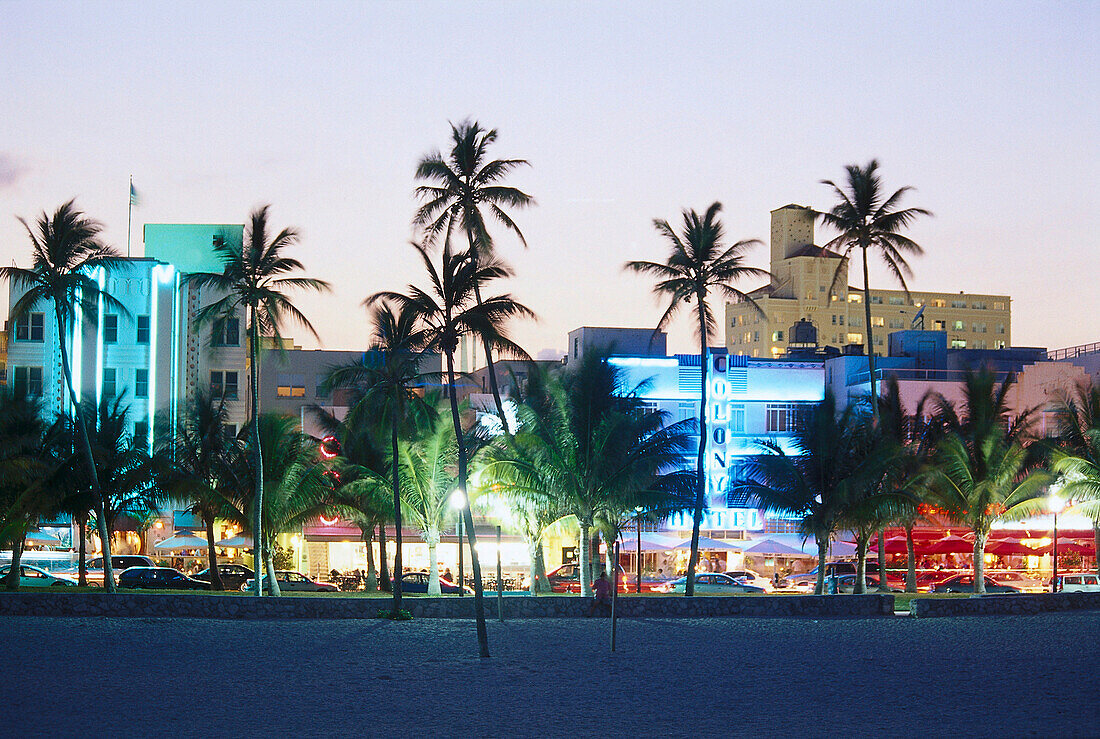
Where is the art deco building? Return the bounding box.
[725,205,1012,358]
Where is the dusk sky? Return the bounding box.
[3,2,1097,358]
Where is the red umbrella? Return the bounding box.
[926,534,975,554]
[986,537,1040,556]
[1055,538,1096,555]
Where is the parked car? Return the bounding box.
[242,571,339,593]
[546,564,632,593]
[991,572,1045,593]
[724,569,774,592]
[931,574,1020,593]
[399,572,471,594]
[0,564,78,587]
[786,562,859,592]
[1053,573,1100,592]
[829,574,902,594]
[655,573,765,594]
[118,566,210,590]
[192,563,254,590]
[62,555,157,585]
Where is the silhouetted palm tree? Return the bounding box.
[1050,381,1100,571]
[0,201,125,590]
[626,202,766,595]
[0,390,54,590]
[817,161,930,420]
[369,240,533,658]
[185,206,330,595]
[414,120,534,428]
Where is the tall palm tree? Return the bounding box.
[155,391,237,590]
[1050,381,1100,571]
[0,201,125,590]
[185,206,330,595]
[482,350,696,597]
[817,160,931,420]
[414,120,534,429]
[734,393,881,595]
[369,240,533,658]
[323,302,435,613]
[220,414,334,595]
[625,202,766,595]
[0,390,55,590]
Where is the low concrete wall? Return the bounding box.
[910,591,1100,618]
[0,592,894,620]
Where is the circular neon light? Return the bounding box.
[319,515,339,526]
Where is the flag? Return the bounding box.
[129,181,141,208]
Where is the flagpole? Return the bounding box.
[127,174,133,258]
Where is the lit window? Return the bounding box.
[871,317,885,327]
[277,373,306,397]
[847,294,862,303]
[847,333,863,344]
[993,302,1006,311]
[953,320,964,331]
[951,339,967,349]
[931,299,947,308]
[136,316,150,344]
[771,330,784,342]
[104,315,119,344]
[766,403,808,433]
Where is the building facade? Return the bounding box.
[725,205,1012,358]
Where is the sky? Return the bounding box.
[2,2,1097,358]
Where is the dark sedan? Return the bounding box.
[192,563,254,590]
[118,567,210,590]
[932,574,1021,593]
[399,572,470,594]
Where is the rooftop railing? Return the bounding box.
[1047,341,1100,361]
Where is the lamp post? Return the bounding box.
[1050,494,1064,592]
[634,506,644,594]
[450,489,466,597]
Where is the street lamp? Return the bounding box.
[450,489,466,596]
[634,506,644,594]
[1049,494,1064,592]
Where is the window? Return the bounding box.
[847,333,863,344]
[276,373,306,397]
[729,404,745,433]
[994,340,1006,349]
[133,421,148,451]
[104,315,119,343]
[103,368,117,398]
[847,294,862,303]
[933,320,946,331]
[849,316,862,328]
[889,319,904,329]
[871,317,885,327]
[951,339,967,349]
[15,313,45,342]
[135,369,149,398]
[973,323,986,334]
[870,296,883,304]
[766,403,806,433]
[818,284,826,292]
[771,330,783,342]
[951,300,967,309]
[831,315,837,324]
[136,316,150,344]
[13,367,43,397]
[223,424,238,440]
[573,338,579,358]
[211,371,239,399]
[972,301,987,310]
[996,324,1005,334]
[315,381,329,399]
[930,299,947,308]
[993,301,1006,311]
[953,320,965,331]
[216,317,240,346]
[888,297,904,306]
[838,316,844,326]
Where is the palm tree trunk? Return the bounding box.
[861,243,879,423]
[427,531,441,596]
[362,525,377,591]
[973,529,987,594]
[529,535,548,594]
[249,309,264,597]
[264,544,281,596]
[54,310,115,592]
[855,535,868,594]
[204,515,224,591]
[446,348,490,658]
[378,523,391,592]
[4,532,24,590]
[815,537,828,595]
[905,523,917,593]
[686,297,709,597]
[578,519,592,597]
[390,388,403,614]
[77,512,88,587]
[467,231,509,432]
[877,527,889,592]
[1093,520,1100,578]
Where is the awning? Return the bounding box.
[739,538,810,557]
[154,531,208,551]
[617,533,683,552]
[672,535,745,551]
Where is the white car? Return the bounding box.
[724,569,774,593]
[1055,573,1100,592]
[0,564,78,587]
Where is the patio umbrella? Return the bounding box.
[673,536,744,551]
[617,533,682,552]
[1055,538,1096,555]
[985,537,1035,556]
[740,539,809,557]
[215,533,253,548]
[925,534,975,554]
[154,531,208,551]
[24,530,62,546]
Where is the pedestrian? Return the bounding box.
[588,571,612,617]
[443,567,453,583]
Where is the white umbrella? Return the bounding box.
[617,532,682,551]
[741,538,810,557]
[215,533,253,548]
[154,531,208,551]
[673,536,745,551]
[24,530,62,546]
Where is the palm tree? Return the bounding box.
[414,120,534,429]
[817,160,931,420]
[220,414,334,594]
[0,201,125,590]
[323,301,436,613]
[369,240,533,658]
[155,391,238,590]
[734,393,881,595]
[184,206,330,595]
[0,390,55,590]
[625,202,766,596]
[482,351,696,598]
[1050,381,1100,571]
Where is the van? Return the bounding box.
[1056,573,1100,592]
